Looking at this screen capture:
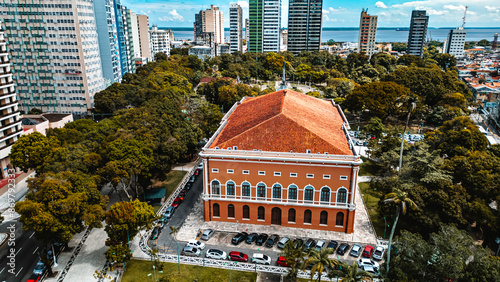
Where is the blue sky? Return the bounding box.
[120,0,500,28]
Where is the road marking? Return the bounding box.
[0,267,5,273]
[15,267,23,277]
[15,247,22,256]
[33,247,39,254]
[29,232,35,239]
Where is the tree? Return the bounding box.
[105,244,132,264]
[9,132,60,173]
[28,108,43,114]
[384,188,417,276]
[434,53,456,70]
[363,117,385,139]
[334,261,373,282]
[279,241,306,281]
[477,39,491,46]
[191,103,224,138]
[346,52,369,69]
[303,248,338,282]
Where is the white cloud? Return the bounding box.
[237,1,249,9]
[485,6,499,12]
[444,4,466,11]
[427,9,445,15]
[391,1,428,8]
[158,9,184,22]
[322,9,330,14]
[326,7,345,13]
[375,1,388,9]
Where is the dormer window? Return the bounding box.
[306,149,311,154]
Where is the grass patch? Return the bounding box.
[162,170,188,200]
[122,259,257,282]
[359,182,387,239]
[359,156,379,176]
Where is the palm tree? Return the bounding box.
[278,241,306,282]
[336,261,373,282]
[384,188,417,275]
[303,248,338,282]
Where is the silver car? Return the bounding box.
[350,244,362,257]
[182,246,201,257]
[165,206,175,219]
[201,229,215,241]
[205,249,227,260]
[372,245,385,261]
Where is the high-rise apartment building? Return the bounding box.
[194,5,224,46]
[94,0,121,85]
[150,24,170,58]
[0,0,106,114]
[230,3,243,53]
[245,18,249,43]
[249,0,281,53]
[407,10,429,57]
[444,27,467,57]
[287,0,323,55]
[0,31,23,174]
[357,8,378,57]
[121,7,135,74]
[136,15,152,60]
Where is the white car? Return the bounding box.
[252,253,271,265]
[205,249,227,260]
[372,245,385,261]
[186,240,205,250]
[361,265,380,276]
[315,240,326,251]
[358,258,380,269]
[197,163,203,170]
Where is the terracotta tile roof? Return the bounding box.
[209,90,353,155]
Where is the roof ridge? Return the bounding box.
[218,113,284,148]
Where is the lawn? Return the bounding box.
[359,182,387,239]
[162,170,188,200]
[122,259,257,282]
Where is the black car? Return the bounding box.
[245,233,258,244]
[337,243,350,255]
[265,234,280,248]
[255,233,269,246]
[327,240,339,251]
[304,238,316,251]
[231,232,248,245]
[293,238,304,249]
[150,226,161,240]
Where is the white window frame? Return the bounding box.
[306,174,314,178]
[212,168,219,173]
[274,172,281,176]
[227,169,234,174]
[290,173,297,177]
[258,171,265,176]
[323,175,331,179]
[340,175,348,180]
[242,170,250,175]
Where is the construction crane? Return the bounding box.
[462,6,468,28]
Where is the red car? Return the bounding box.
[179,190,187,197]
[362,245,374,258]
[194,169,200,176]
[171,198,180,208]
[229,251,248,262]
[177,195,184,202]
[276,256,289,267]
[27,274,41,282]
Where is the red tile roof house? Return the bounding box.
[199,90,362,233]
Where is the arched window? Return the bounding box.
[336,212,344,226]
[337,188,347,203]
[320,211,328,225]
[320,187,330,202]
[272,184,281,199]
[226,181,235,196]
[211,180,220,195]
[258,206,265,220]
[304,209,312,224]
[257,183,266,198]
[288,208,296,222]
[243,205,250,219]
[304,186,314,202]
[228,204,235,218]
[213,203,220,217]
[242,182,251,198]
[288,185,298,201]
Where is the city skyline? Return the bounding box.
[120,0,500,28]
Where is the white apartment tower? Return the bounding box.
[358,9,378,57]
[0,0,106,115]
[150,24,170,58]
[0,31,23,175]
[444,27,467,57]
[263,0,281,53]
[229,3,243,53]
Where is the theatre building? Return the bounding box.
[199,90,361,233]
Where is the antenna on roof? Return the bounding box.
[462,6,468,28]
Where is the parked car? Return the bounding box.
[245,233,258,244]
[179,190,187,197]
[327,240,338,251]
[27,274,41,282]
[177,195,184,202]
[255,233,269,246]
[185,183,192,190]
[205,249,226,260]
[252,253,271,265]
[358,258,380,269]
[276,256,289,267]
[293,238,304,249]
[315,240,326,251]
[194,169,200,176]
[231,232,248,245]
[189,175,195,183]
[265,234,280,248]
[349,244,362,257]
[33,261,46,275]
[362,245,374,258]
[171,198,180,208]
[372,245,385,261]
[158,218,167,229]
[150,226,161,240]
[165,206,175,219]
[356,140,364,146]
[304,238,316,251]
[182,246,201,257]
[337,243,350,255]
[228,251,248,262]
[186,240,205,250]
[277,237,290,249]
[197,163,203,170]
[201,229,215,241]
[361,265,380,276]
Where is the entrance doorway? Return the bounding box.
[271,207,282,225]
